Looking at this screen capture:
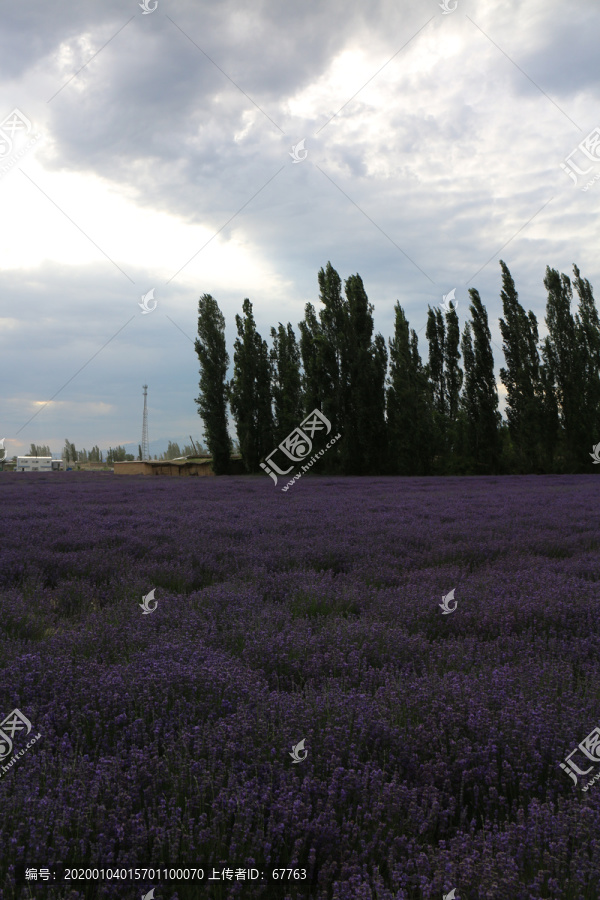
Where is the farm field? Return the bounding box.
[1,473,600,899]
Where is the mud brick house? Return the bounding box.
[113,457,245,476]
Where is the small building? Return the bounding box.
[16,456,63,472]
[113,459,215,477]
[113,457,245,476]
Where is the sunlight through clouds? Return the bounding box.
[0,0,597,454]
[0,156,286,297]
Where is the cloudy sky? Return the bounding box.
[1,0,598,459]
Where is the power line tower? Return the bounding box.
[141,384,149,461]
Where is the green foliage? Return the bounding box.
[160,441,182,460]
[29,443,51,457]
[460,290,502,473]
[229,298,273,473]
[106,446,129,464]
[194,261,600,478]
[194,293,232,474]
[341,273,387,475]
[498,260,545,473]
[297,263,387,475]
[270,322,303,446]
[387,303,435,475]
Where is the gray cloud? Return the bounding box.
[0,0,598,456]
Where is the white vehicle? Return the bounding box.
[16,456,63,472]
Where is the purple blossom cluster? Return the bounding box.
[0,472,599,899]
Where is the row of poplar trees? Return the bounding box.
[194,260,600,476]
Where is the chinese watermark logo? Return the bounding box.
[440,289,457,313]
[140,588,158,614]
[139,288,157,314]
[289,738,307,763]
[439,0,458,13]
[561,126,600,191]
[142,890,156,900]
[289,139,307,164]
[0,108,42,180]
[0,438,6,463]
[560,724,600,790]
[590,442,600,464]
[0,109,32,156]
[260,408,340,491]
[0,708,32,760]
[0,708,41,779]
[439,588,457,614]
[139,0,158,13]
[443,891,456,900]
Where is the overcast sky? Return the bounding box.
[1,0,598,458]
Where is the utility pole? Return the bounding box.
[141,385,149,461]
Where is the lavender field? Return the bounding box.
[1,473,600,900]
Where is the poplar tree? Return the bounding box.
[425,307,446,417]
[163,441,182,460]
[472,288,501,472]
[342,273,387,474]
[387,304,434,475]
[460,291,501,473]
[317,262,346,449]
[444,306,463,468]
[460,321,477,471]
[425,306,447,472]
[411,329,436,474]
[370,332,389,472]
[542,268,580,470]
[538,359,560,471]
[29,444,51,457]
[298,303,324,416]
[270,322,303,445]
[498,260,544,472]
[444,307,462,421]
[255,328,274,468]
[229,299,273,472]
[298,263,346,472]
[573,264,600,468]
[194,293,232,475]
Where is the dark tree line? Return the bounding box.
[194,261,600,476]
